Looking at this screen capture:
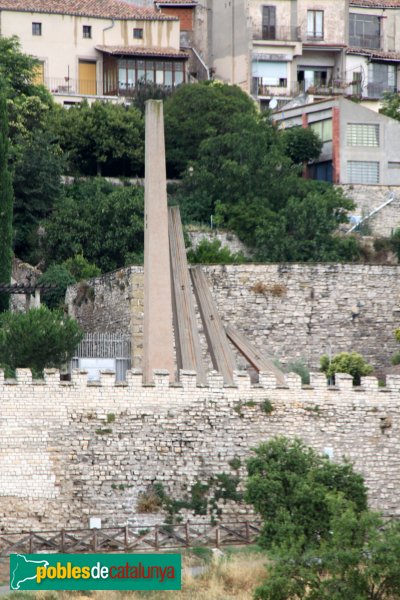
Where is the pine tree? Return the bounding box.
[0,87,14,312]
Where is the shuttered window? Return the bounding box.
[347,124,379,147]
[347,161,379,184]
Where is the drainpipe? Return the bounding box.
[103,18,115,35]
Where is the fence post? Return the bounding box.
[92,530,97,552]
[155,525,159,551]
[185,521,190,548]
[245,521,250,543]
[124,526,129,550]
[215,525,220,549]
[29,532,33,554]
[61,529,65,552]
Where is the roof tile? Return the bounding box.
[96,44,188,57]
[0,0,177,21]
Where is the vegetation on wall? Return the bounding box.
[320,351,373,385]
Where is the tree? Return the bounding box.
[49,101,144,176]
[38,264,77,310]
[0,86,14,312]
[254,498,400,600]
[164,81,257,176]
[43,180,144,272]
[379,92,400,121]
[13,130,65,264]
[281,127,323,165]
[0,307,83,377]
[320,352,373,385]
[0,36,41,99]
[174,115,359,263]
[245,437,367,552]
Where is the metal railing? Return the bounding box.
[349,34,382,50]
[0,520,262,556]
[74,333,131,359]
[253,25,301,42]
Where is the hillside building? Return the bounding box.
[0,0,188,105]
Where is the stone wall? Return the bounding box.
[340,185,400,237]
[67,264,400,375]
[0,368,399,532]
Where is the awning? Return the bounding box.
[95,45,189,59]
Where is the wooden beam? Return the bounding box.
[190,266,237,385]
[226,325,286,385]
[168,206,206,384]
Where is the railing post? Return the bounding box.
[29,531,33,554]
[155,525,159,551]
[245,521,250,543]
[61,529,65,552]
[185,521,190,548]
[92,530,97,552]
[124,525,129,550]
[215,524,220,549]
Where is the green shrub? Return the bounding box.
[187,238,246,264]
[320,351,373,385]
[38,264,76,309]
[0,306,83,377]
[63,254,101,280]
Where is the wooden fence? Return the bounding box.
[0,521,262,557]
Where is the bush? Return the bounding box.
[245,437,367,552]
[38,264,76,309]
[187,238,246,264]
[320,351,373,385]
[62,254,101,280]
[0,306,83,377]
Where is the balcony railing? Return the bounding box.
[44,77,183,98]
[253,25,301,42]
[349,34,381,50]
[252,78,353,99]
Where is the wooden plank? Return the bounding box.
[190,266,237,385]
[226,325,286,385]
[168,206,206,384]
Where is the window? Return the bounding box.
[347,124,379,147]
[347,161,380,184]
[310,119,333,143]
[133,28,143,39]
[349,13,380,49]
[252,60,288,87]
[32,22,42,36]
[367,63,396,98]
[262,6,276,40]
[307,10,323,40]
[109,58,185,95]
[83,25,92,38]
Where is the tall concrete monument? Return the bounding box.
[143,100,175,383]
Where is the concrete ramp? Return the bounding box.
[190,266,237,385]
[169,206,206,384]
[226,325,285,385]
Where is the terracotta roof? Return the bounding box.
[96,45,188,58]
[350,0,400,7]
[0,0,177,21]
[347,46,400,60]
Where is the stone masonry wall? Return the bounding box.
[340,185,400,237]
[0,368,400,532]
[67,264,400,375]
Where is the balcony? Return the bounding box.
[349,35,381,50]
[44,77,183,99]
[253,25,301,43]
[252,78,352,99]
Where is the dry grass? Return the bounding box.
[4,552,268,600]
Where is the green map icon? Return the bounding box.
[10,554,49,590]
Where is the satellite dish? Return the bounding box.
[269,98,278,110]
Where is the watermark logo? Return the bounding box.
[10,553,181,591]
